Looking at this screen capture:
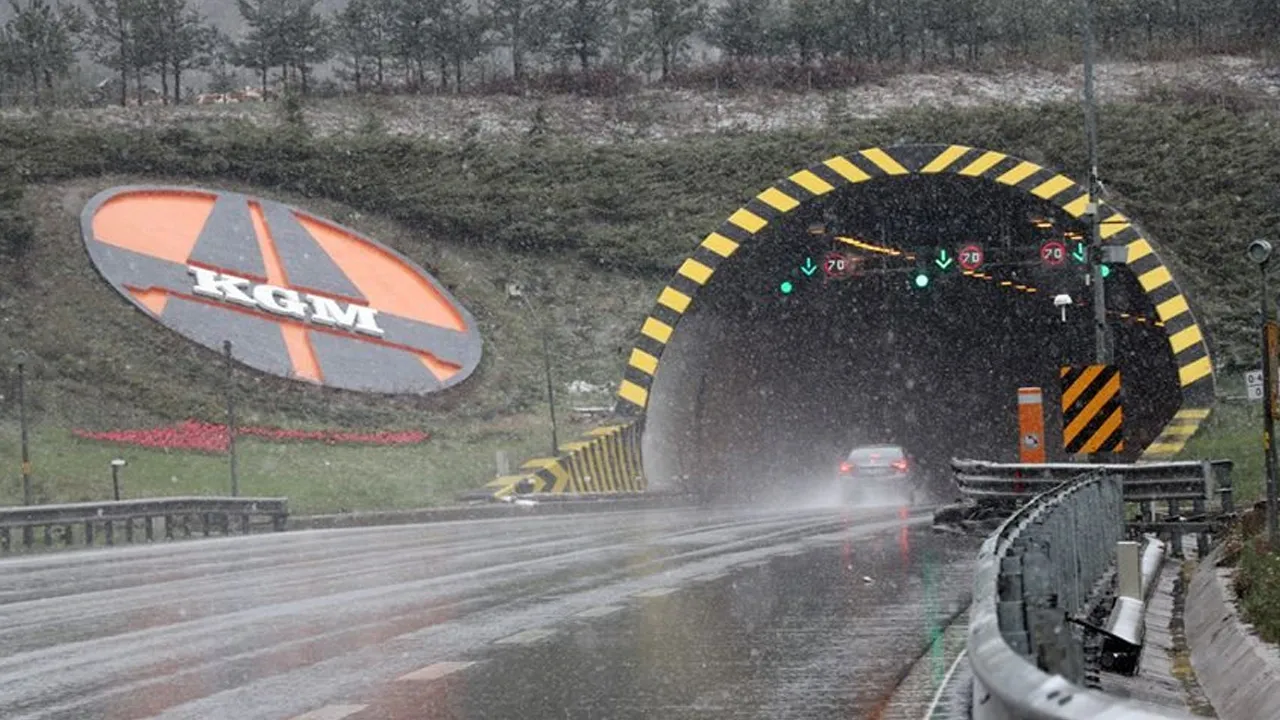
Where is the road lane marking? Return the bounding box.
[576,605,624,618]
[396,661,476,682]
[696,572,729,582]
[289,705,368,720]
[633,587,678,598]
[494,628,556,645]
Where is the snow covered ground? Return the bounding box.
[8,55,1278,144]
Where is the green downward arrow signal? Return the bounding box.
[1071,243,1088,263]
[935,249,954,270]
[800,257,817,276]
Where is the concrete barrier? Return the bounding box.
[1186,544,1280,720]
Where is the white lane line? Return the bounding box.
[396,661,477,682]
[696,572,729,582]
[288,704,368,720]
[576,605,624,618]
[494,628,556,645]
[923,649,968,719]
[633,587,678,598]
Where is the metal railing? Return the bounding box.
[969,471,1199,719]
[952,458,1235,556]
[953,459,1233,506]
[0,497,289,553]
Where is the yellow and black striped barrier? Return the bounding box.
[483,422,645,499]
[1060,364,1125,455]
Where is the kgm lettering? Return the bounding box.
[189,266,384,337]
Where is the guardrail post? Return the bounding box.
[1193,495,1209,556]
[145,516,154,542]
[999,554,1029,656]
[84,520,94,546]
[125,518,134,544]
[1117,541,1142,599]
[1168,498,1183,558]
[105,520,114,546]
[0,527,8,553]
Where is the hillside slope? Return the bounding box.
[0,96,1276,509]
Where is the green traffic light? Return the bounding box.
[914,273,930,288]
[1100,264,1111,279]
[780,280,794,294]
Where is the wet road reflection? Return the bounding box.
[0,505,978,720]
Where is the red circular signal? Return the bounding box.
[1040,240,1067,266]
[959,244,984,271]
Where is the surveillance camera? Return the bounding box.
[1053,294,1073,308]
[1249,239,1273,266]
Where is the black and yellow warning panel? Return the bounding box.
[1059,364,1125,454]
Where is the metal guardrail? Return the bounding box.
[0,497,289,553]
[953,459,1233,505]
[969,471,1201,719]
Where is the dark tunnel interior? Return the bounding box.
[640,175,1184,505]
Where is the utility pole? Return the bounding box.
[1250,239,1279,546]
[18,361,30,507]
[542,333,559,455]
[1083,0,1112,366]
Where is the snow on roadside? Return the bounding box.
[5,55,1276,145]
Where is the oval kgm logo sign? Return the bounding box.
[80,186,483,395]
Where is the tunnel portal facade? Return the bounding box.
[616,144,1216,499]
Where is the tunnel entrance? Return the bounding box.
[618,145,1216,504]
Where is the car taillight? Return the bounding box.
[892,459,909,473]
[840,462,854,474]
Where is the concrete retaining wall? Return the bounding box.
[1185,544,1280,720]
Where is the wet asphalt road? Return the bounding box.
[0,503,979,720]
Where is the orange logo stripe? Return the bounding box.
[249,201,323,384]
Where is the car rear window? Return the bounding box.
[848,446,905,463]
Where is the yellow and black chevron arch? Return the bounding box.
[615,143,1216,459]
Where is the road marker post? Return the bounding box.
[1018,387,1047,464]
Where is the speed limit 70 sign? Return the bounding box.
[1040,240,1067,266]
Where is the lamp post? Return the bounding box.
[1082,0,1111,367]
[110,458,126,501]
[507,283,560,456]
[1249,239,1279,546]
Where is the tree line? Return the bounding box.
[0,0,1277,105]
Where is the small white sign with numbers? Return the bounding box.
[1247,370,1265,401]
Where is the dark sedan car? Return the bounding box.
[837,444,921,506]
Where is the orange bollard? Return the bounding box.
[1018,387,1047,464]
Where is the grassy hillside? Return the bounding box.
[0,96,1276,511]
